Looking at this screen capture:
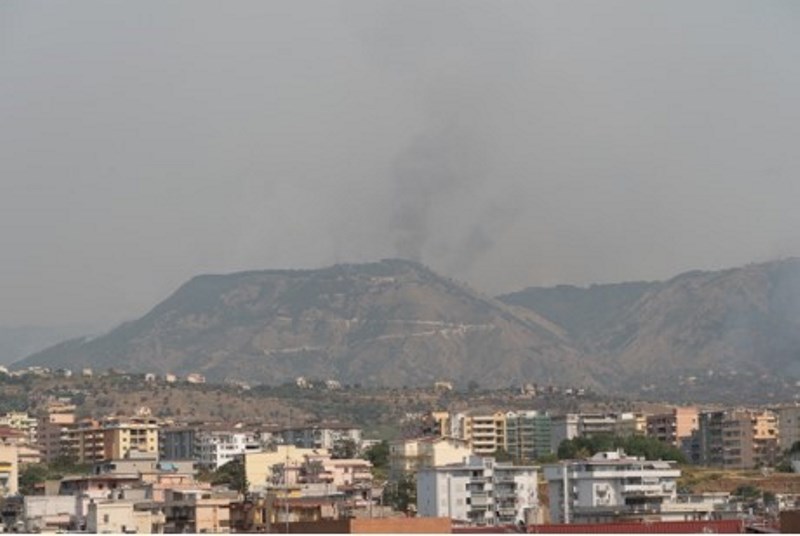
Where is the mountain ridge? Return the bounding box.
[15,257,800,399]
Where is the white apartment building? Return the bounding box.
[417,456,538,526]
[543,450,680,524]
[196,430,261,470]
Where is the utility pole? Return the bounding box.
[285,408,291,533]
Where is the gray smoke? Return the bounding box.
[390,123,489,263]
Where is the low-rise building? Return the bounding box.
[86,498,165,534]
[23,495,77,533]
[0,444,19,496]
[163,489,235,534]
[244,446,329,493]
[417,455,538,526]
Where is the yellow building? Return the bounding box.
[466,412,507,454]
[244,445,328,493]
[66,416,160,464]
[103,416,159,460]
[0,444,19,496]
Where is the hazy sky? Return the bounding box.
[2,0,799,327]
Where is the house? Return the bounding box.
[186,373,206,384]
[22,496,77,533]
[86,498,166,534]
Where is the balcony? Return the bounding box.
[620,484,668,497]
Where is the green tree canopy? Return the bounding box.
[557,434,687,464]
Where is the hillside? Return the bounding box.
[499,258,800,397]
[15,259,600,389]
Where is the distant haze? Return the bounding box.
[2,0,799,327]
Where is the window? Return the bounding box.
[103,514,110,523]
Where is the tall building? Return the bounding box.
[468,412,507,455]
[543,450,681,524]
[776,405,800,451]
[417,456,538,526]
[646,407,699,447]
[66,416,160,464]
[37,402,76,463]
[695,409,779,469]
[505,411,552,462]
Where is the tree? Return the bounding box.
[385,474,416,512]
[557,434,686,464]
[211,459,248,494]
[364,441,390,470]
[332,439,358,459]
[19,464,49,495]
[494,448,513,463]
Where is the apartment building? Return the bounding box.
[550,414,580,452]
[694,409,779,469]
[160,427,197,460]
[417,456,538,526]
[277,425,362,452]
[389,437,472,481]
[505,411,552,462]
[469,412,507,455]
[196,430,262,470]
[646,407,699,447]
[37,402,75,463]
[776,405,800,451]
[543,450,681,524]
[66,416,160,464]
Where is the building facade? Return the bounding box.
[694,409,779,469]
[417,456,538,526]
[646,407,699,447]
[543,450,681,524]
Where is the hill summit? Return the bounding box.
[17,259,598,388]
